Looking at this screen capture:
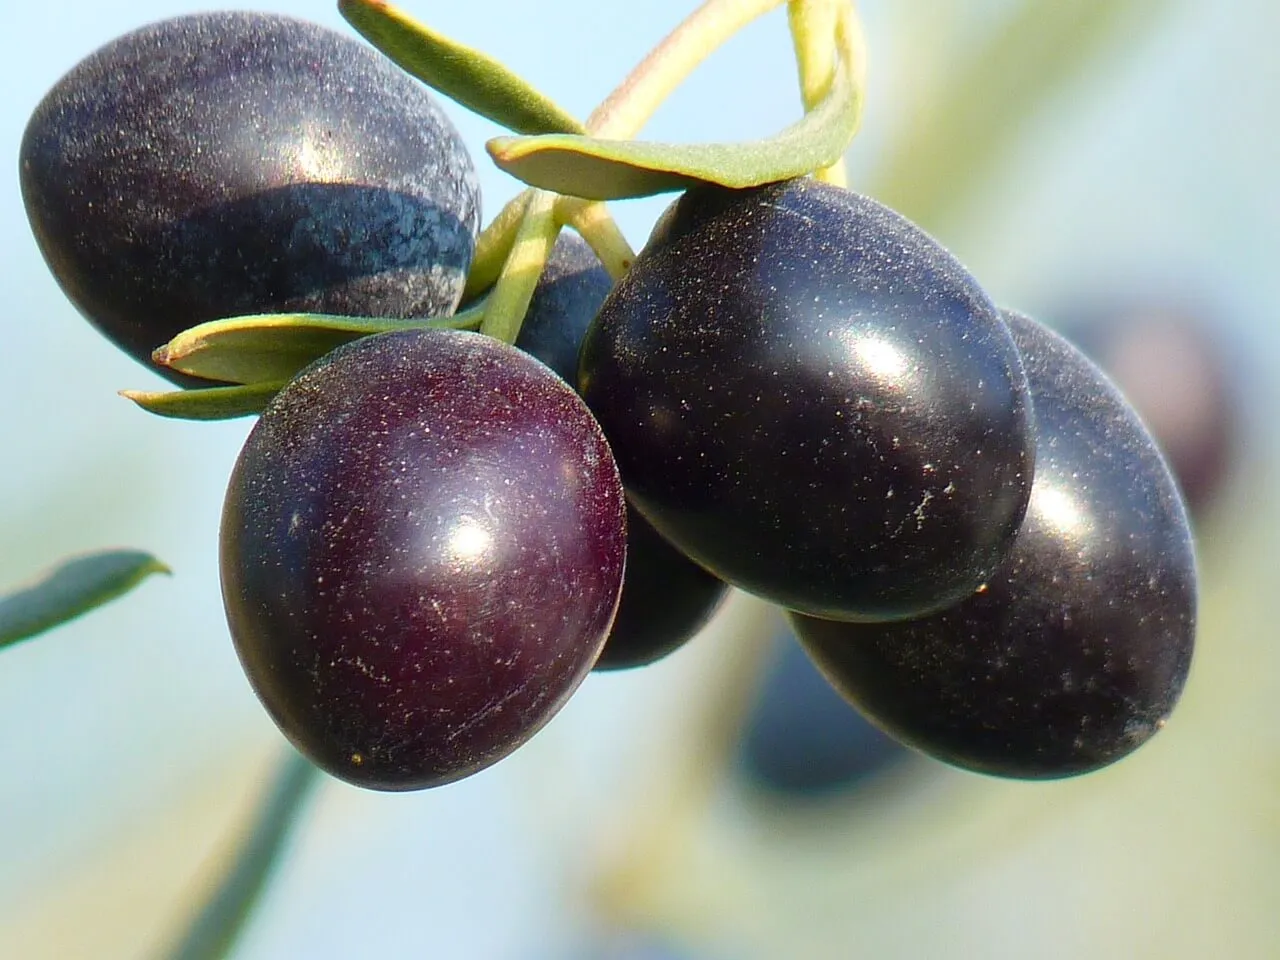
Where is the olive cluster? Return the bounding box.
[19,12,1195,791]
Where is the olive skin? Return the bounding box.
[514,234,616,385]
[791,311,1197,780]
[220,329,626,790]
[21,12,480,383]
[508,234,730,670]
[593,503,728,670]
[579,179,1035,622]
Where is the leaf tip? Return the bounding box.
[486,137,518,163]
[147,558,174,578]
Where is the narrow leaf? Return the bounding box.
[159,750,320,960]
[120,382,287,421]
[486,55,860,200]
[0,550,169,650]
[154,315,378,385]
[152,312,477,385]
[338,0,584,136]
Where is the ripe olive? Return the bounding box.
[580,179,1035,622]
[510,234,730,669]
[21,12,480,383]
[792,311,1197,779]
[220,328,626,790]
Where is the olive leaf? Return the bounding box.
[0,550,170,650]
[485,52,860,200]
[152,310,481,385]
[338,0,584,136]
[120,382,287,421]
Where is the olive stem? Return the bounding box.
[589,599,778,929]
[557,197,636,280]
[466,0,801,321]
[468,0,858,342]
[437,299,487,330]
[586,0,789,139]
[478,189,561,344]
[835,0,869,128]
[156,750,320,960]
[788,0,849,187]
[463,189,533,303]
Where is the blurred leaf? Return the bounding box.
[486,53,861,200]
[158,750,321,960]
[871,0,1169,230]
[0,550,169,650]
[120,382,286,421]
[338,0,584,136]
[153,311,478,385]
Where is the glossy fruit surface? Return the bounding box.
[220,329,625,790]
[503,234,728,669]
[513,234,615,385]
[792,311,1197,779]
[593,503,728,670]
[580,179,1035,621]
[21,12,480,382]
[736,628,906,798]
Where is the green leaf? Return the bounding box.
[120,382,287,421]
[159,750,320,960]
[0,550,170,650]
[485,53,860,200]
[338,0,585,136]
[152,312,477,385]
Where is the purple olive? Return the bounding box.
[580,179,1035,622]
[791,311,1196,779]
[592,503,728,670]
[506,234,730,670]
[514,233,615,385]
[220,328,626,790]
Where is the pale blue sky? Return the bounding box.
[1,2,1277,958]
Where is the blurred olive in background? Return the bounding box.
[735,629,908,800]
[1051,293,1244,524]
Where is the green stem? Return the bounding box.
[835,4,868,110]
[478,190,561,344]
[788,0,848,187]
[586,0,789,139]
[833,0,868,152]
[469,0,849,338]
[557,197,636,280]
[463,190,533,303]
[156,751,320,960]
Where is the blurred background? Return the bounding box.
[1,0,1276,957]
